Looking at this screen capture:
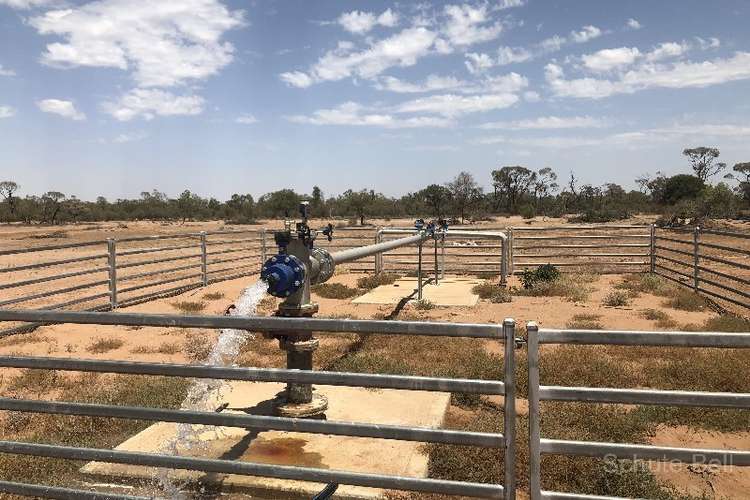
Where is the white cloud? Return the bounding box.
[338,8,398,34]
[280,71,314,88]
[547,51,750,99]
[478,115,608,130]
[645,42,688,62]
[0,105,16,118]
[286,101,452,128]
[113,131,147,143]
[465,52,494,74]
[497,46,532,65]
[375,74,467,93]
[626,18,642,30]
[0,0,53,8]
[30,0,244,88]
[37,99,85,120]
[235,113,258,124]
[0,64,16,76]
[395,92,519,117]
[570,25,602,43]
[582,47,641,72]
[523,90,540,102]
[102,88,205,121]
[283,27,437,86]
[695,37,720,50]
[442,4,503,47]
[375,72,527,95]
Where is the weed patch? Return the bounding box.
[616,274,676,297]
[664,290,709,312]
[514,273,595,302]
[86,337,124,354]
[602,290,630,307]
[413,299,435,310]
[472,282,512,303]
[356,273,399,290]
[702,314,750,332]
[202,292,225,300]
[566,314,603,330]
[184,332,213,362]
[171,301,207,313]
[311,283,360,299]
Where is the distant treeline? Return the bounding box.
[1,147,748,226]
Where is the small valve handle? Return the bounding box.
[322,223,334,242]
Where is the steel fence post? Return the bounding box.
[434,235,439,285]
[106,238,117,310]
[200,232,208,286]
[650,224,656,273]
[440,232,446,280]
[693,226,700,291]
[526,321,541,500]
[508,228,514,276]
[500,238,508,287]
[375,228,382,274]
[260,229,267,272]
[503,318,517,500]
[417,241,423,301]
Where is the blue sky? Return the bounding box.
[1,0,749,201]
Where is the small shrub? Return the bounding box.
[640,308,678,328]
[515,273,594,302]
[664,289,709,311]
[520,264,561,289]
[566,314,603,330]
[519,204,536,219]
[356,273,399,290]
[602,290,630,307]
[413,299,435,310]
[184,332,212,362]
[701,314,750,332]
[616,274,675,297]
[311,283,359,299]
[472,282,512,303]
[202,292,225,300]
[171,301,207,313]
[131,342,181,355]
[86,337,124,354]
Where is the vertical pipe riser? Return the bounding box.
[650,224,656,273]
[106,239,117,310]
[527,322,541,500]
[693,226,700,291]
[417,242,423,301]
[200,232,208,287]
[503,318,516,500]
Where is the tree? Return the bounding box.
[732,162,750,203]
[655,174,705,205]
[446,171,482,223]
[532,167,558,210]
[0,181,19,218]
[257,189,300,218]
[226,193,254,223]
[310,186,325,216]
[41,191,65,224]
[419,184,451,218]
[339,189,374,225]
[177,190,201,223]
[491,166,535,212]
[683,147,726,182]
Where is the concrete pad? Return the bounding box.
[352,277,481,306]
[83,382,451,499]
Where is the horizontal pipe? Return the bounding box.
[204,229,261,236]
[539,328,750,348]
[697,265,750,287]
[0,240,103,256]
[654,254,693,268]
[0,310,502,339]
[117,273,202,295]
[515,261,647,267]
[206,246,259,258]
[514,244,650,250]
[697,286,750,310]
[207,254,260,266]
[698,276,750,300]
[116,252,202,270]
[46,292,112,311]
[116,243,197,257]
[0,253,108,274]
[700,240,750,257]
[206,238,261,246]
[701,228,750,240]
[332,232,429,265]
[0,280,110,308]
[654,244,693,258]
[514,253,649,258]
[698,252,750,271]
[115,283,203,309]
[0,398,502,448]
[0,441,504,498]
[654,235,693,245]
[511,225,649,230]
[654,263,692,281]
[208,263,259,276]
[207,271,257,283]
[540,385,750,408]
[445,230,507,240]
[0,480,147,500]
[540,439,750,466]
[514,235,649,240]
[0,266,108,291]
[117,263,201,283]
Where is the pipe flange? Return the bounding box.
[310,247,334,285]
[280,337,320,352]
[274,393,328,418]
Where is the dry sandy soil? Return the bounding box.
[0,217,748,498]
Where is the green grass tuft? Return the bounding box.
[311,282,360,299]
[356,273,399,290]
[602,290,630,307]
[86,337,124,354]
[664,289,710,312]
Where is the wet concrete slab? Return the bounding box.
[352,277,482,306]
[82,382,451,499]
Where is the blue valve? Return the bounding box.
[260,254,305,297]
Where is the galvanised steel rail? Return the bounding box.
[526,323,750,500]
[509,225,652,276]
[0,229,263,335]
[653,226,750,311]
[0,309,516,499]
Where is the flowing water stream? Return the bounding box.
[155,280,268,498]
